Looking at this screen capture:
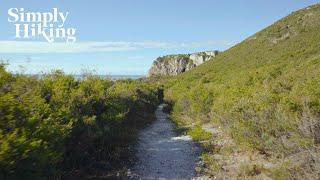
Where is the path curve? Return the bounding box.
[128,104,201,179]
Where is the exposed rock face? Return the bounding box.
[148,51,219,77]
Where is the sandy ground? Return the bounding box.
[128,104,201,179]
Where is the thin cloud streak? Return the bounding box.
[0,40,236,53]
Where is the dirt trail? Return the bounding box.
[128,104,201,179]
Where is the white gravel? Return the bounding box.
[128,104,201,179]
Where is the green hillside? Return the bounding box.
[161,4,320,179]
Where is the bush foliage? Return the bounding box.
[0,65,160,179]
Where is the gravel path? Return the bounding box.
[128,104,201,179]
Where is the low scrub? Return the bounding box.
[0,65,160,179]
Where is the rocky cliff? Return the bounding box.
[148,51,219,76]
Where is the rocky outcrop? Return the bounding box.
[148,51,219,77]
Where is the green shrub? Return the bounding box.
[0,67,160,178]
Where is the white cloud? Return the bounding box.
[0,40,235,53]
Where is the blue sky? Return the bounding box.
[0,0,319,75]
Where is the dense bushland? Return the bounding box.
[157,4,320,179]
[0,65,160,179]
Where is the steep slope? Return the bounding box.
[148,51,219,76]
[161,4,320,179]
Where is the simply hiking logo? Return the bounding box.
[8,8,77,43]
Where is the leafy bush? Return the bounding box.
[0,65,160,178]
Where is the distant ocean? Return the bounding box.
[24,74,144,80]
[73,75,144,80]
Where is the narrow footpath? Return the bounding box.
[128,104,201,179]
